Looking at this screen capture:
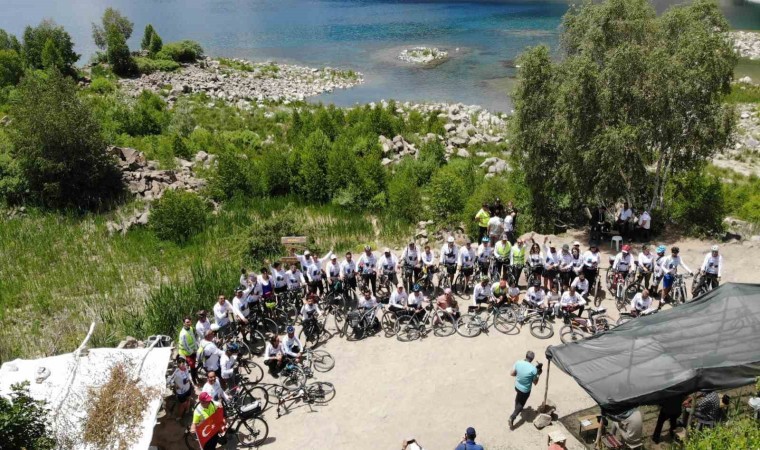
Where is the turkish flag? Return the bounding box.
[196,407,224,448]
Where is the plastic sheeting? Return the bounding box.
[0,347,172,450]
[546,283,760,415]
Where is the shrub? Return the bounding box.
[427,165,467,219]
[87,77,116,94]
[124,91,170,136]
[684,416,760,450]
[208,153,263,201]
[0,382,56,450]
[0,49,22,87]
[105,27,136,76]
[9,70,123,209]
[134,56,179,75]
[140,24,156,51]
[246,209,303,265]
[171,133,191,159]
[666,169,726,237]
[0,147,26,205]
[148,33,163,56]
[150,190,209,243]
[22,20,79,75]
[387,168,421,222]
[156,40,204,63]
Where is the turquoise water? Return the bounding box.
[2,0,759,111]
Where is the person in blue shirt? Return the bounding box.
[455,427,484,450]
[509,350,542,429]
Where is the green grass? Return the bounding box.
[725,83,760,104]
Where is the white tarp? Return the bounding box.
[0,347,172,450]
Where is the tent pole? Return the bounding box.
[541,360,551,408]
[685,392,698,440]
[594,413,604,449]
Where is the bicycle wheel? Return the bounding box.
[395,315,420,342]
[376,277,391,297]
[380,310,397,337]
[235,416,268,448]
[432,310,457,337]
[245,385,270,411]
[605,268,615,293]
[593,314,613,332]
[615,293,628,312]
[184,429,202,450]
[529,318,554,339]
[263,383,288,402]
[246,330,266,356]
[238,359,264,384]
[616,313,634,326]
[281,365,307,390]
[593,278,603,307]
[625,282,641,301]
[307,381,336,405]
[452,273,465,296]
[493,307,518,334]
[310,350,335,372]
[456,314,482,337]
[559,324,589,343]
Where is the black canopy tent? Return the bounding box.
[545,283,760,415]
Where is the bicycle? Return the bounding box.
[302,347,335,374]
[279,360,308,391]
[558,307,612,343]
[489,257,515,284]
[666,273,691,306]
[511,303,554,339]
[276,381,336,418]
[605,266,633,312]
[299,314,328,348]
[456,301,517,337]
[616,307,657,326]
[343,304,385,341]
[691,272,717,298]
[394,303,457,342]
[452,268,476,297]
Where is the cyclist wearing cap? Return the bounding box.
[283,326,303,362]
[340,252,358,292]
[220,344,239,387]
[402,242,422,285]
[493,235,512,280]
[652,245,667,295]
[388,283,409,314]
[558,244,575,287]
[440,237,459,286]
[660,246,692,302]
[191,391,225,450]
[636,245,655,289]
[358,246,378,295]
[543,237,560,289]
[699,245,722,290]
[456,427,484,450]
[436,288,459,318]
[582,245,601,292]
[458,241,477,290]
[510,239,526,285]
[475,203,491,242]
[472,276,492,306]
[379,248,400,287]
[477,237,493,277]
[612,245,634,278]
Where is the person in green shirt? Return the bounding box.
[474,204,491,242]
[191,392,226,450]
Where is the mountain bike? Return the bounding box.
[691,272,717,298]
[343,304,385,341]
[276,381,336,418]
[302,348,335,373]
[299,315,328,348]
[511,303,554,339]
[489,257,515,285]
[559,307,612,343]
[667,273,691,306]
[452,268,476,297]
[395,303,457,341]
[616,307,657,326]
[456,301,517,337]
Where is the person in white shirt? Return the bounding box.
[458,241,477,289]
[616,202,633,240]
[299,249,334,295]
[232,289,251,321]
[219,344,239,387]
[213,295,247,336]
[581,244,601,292]
[407,286,426,322]
[504,213,515,244]
[340,251,358,292]
[421,245,437,286]
[570,247,583,276]
[325,254,343,290]
[631,289,653,315]
[612,245,633,277]
[487,214,504,244]
[171,359,193,419]
[477,237,494,277]
[358,246,379,295]
[559,286,586,318]
[285,264,306,293]
[472,276,493,307]
[358,290,381,330]
[543,237,560,289]
[263,335,286,376]
[558,244,575,287]
[547,285,561,310]
[637,210,652,242]
[699,245,723,290]
[525,285,547,310]
[201,371,229,403]
[283,326,303,361]
[660,246,692,303]
[652,245,667,294]
[300,294,322,322]
[388,283,409,314]
[440,237,459,286]
[507,280,521,304]
[571,272,590,299]
[269,261,288,294]
[527,240,544,284]
[636,245,655,289]
[197,329,223,373]
[195,310,211,341]
[401,242,422,282]
[379,248,399,287]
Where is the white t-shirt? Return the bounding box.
[503,214,514,232]
[283,335,302,357]
[488,216,504,236]
[582,251,601,269]
[358,253,378,274]
[220,353,236,380]
[701,253,722,276]
[300,303,321,322]
[458,247,476,267]
[571,277,589,296]
[341,259,357,277]
[172,367,192,395]
[526,287,545,306]
[359,295,378,309]
[639,211,651,229]
[613,253,633,272]
[202,379,227,402]
[389,290,408,308]
[408,292,425,307]
[213,301,234,327]
[631,293,652,311]
[195,319,211,341]
[560,291,586,307]
[619,208,633,221]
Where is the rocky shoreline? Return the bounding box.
[119,57,363,108]
[731,31,760,60]
[398,47,449,65]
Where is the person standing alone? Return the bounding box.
[509,350,542,429]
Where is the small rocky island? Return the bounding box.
[398,47,449,66]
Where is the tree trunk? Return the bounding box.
[650,152,665,211]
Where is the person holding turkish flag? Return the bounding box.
[190,392,227,449]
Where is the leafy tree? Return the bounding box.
[427,165,467,219]
[40,38,64,71]
[106,26,136,76]
[684,416,760,449]
[0,383,56,450]
[92,8,134,50]
[22,20,79,75]
[387,168,421,222]
[296,130,331,202]
[665,168,726,236]
[0,29,21,53]
[149,32,163,56]
[246,209,302,265]
[141,24,156,51]
[8,70,123,209]
[0,49,23,87]
[150,190,209,243]
[512,0,736,230]
[208,153,262,200]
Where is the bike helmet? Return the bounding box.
[412,284,422,293]
[227,343,239,353]
[711,245,719,252]
[622,244,631,253]
[286,325,295,334]
[210,323,220,332]
[656,245,666,254]
[481,236,490,243]
[447,236,455,243]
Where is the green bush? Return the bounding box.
[0,143,26,205]
[155,40,204,63]
[0,49,22,87]
[134,56,179,75]
[9,70,123,209]
[246,209,303,265]
[387,168,421,222]
[148,33,163,56]
[123,91,170,136]
[87,77,116,94]
[427,165,467,219]
[207,153,263,201]
[0,382,56,450]
[684,416,760,450]
[91,8,133,51]
[105,27,136,76]
[666,169,726,236]
[150,190,209,243]
[22,20,79,75]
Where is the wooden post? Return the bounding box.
[541,360,551,409]
[594,413,604,449]
[685,392,698,439]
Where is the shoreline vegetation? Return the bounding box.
[0,4,758,364]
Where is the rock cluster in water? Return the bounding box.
[398,47,448,64]
[730,31,760,60]
[120,57,363,108]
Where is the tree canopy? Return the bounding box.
[0,382,56,450]
[512,0,736,230]
[92,7,134,50]
[22,20,79,75]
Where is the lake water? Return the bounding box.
[2,0,759,111]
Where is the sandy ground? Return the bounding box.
[151,230,760,450]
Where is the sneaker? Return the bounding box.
[508,417,514,429]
